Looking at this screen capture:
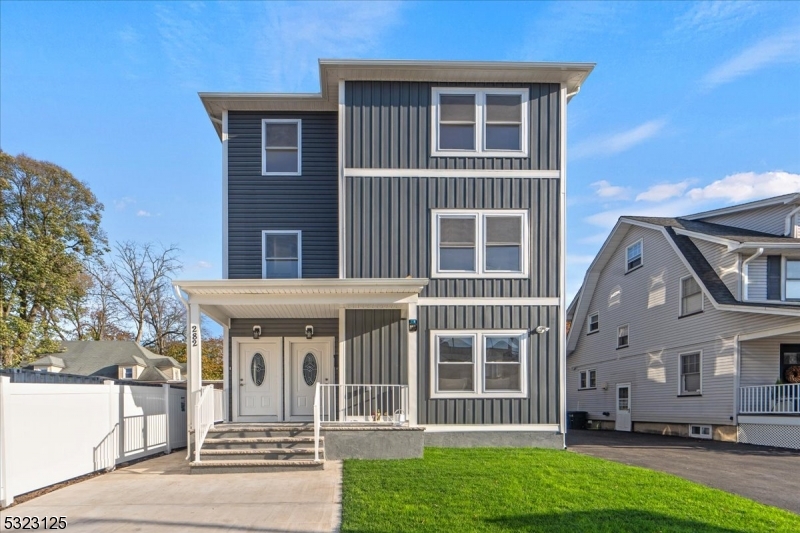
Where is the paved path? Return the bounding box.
[0,452,341,532]
[567,430,800,515]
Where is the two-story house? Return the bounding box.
[567,193,800,450]
[173,59,594,470]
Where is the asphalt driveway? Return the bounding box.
[567,429,800,515]
[0,452,341,532]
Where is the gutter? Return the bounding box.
[785,205,800,236]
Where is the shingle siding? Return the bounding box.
[344,81,560,170]
[227,111,338,279]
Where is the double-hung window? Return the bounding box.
[680,276,703,316]
[262,119,301,175]
[262,230,301,279]
[587,312,599,334]
[431,330,528,398]
[625,240,643,272]
[431,88,529,157]
[432,210,528,278]
[680,352,702,395]
[786,259,800,300]
[579,369,597,390]
[617,325,629,349]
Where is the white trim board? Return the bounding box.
[344,168,559,178]
[221,110,229,279]
[423,424,560,432]
[738,415,800,426]
[417,297,559,306]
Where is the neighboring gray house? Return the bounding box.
[567,193,800,450]
[29,341,184,382]
[173,59,594,468]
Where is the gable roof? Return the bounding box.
[30,355,65,368]
[682,193,800,221]
[29,341,183,382]
[623,217,799,245]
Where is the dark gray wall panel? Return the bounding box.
[230,318,338,339]
[228,111,338,279]
[418,305,560,425]
[344,310,406,385]
[345,176,560,298]
[345,81,561,170]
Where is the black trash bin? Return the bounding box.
[567,411,588,430]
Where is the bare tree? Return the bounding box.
[143,283,185,354]
[105,241,181,345]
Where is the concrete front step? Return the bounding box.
[190,459,325,474]
[202,436,322,450]
[200,448,323,461]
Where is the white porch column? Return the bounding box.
[222,324,230,422]
[407,302,418,426]
[187,303,202,430]
[338,307,346,422]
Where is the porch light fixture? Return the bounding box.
[305,325,314,339]
[534,325,550,335]
[252,325,261,339]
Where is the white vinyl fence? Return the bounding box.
[0,377,188,507]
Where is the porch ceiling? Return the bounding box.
[173,278,429,322]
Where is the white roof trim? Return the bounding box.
[682,193,800,221]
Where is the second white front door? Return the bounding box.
[284,339,333,421]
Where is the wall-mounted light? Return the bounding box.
[305,325,314,339]
[252,325,261,339]
[408,319,418,332]
[534,325,550,335]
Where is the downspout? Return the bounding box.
[172,284,192,460]
[733,334,740,431]
[784,205,800,237]
[741,248,764,301]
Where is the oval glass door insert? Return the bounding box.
[251,352,265,386]
[303,352,318,386]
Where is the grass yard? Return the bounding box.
[340,448,800,533]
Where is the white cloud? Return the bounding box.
[636,181,692,202]
[687,171,800,203]
[591,180,630,200]
[702,28,800,90]
[114,197,135,210]
[136,210,152,217]
[673,1,762,36]
[572,119,667,159]
[196,260,212,269]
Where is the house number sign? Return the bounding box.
[191,325,199,347]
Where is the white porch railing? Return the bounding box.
[317,384,409,423]
[212,388,225,423]
[739,384,800,415]
[313,383,321,462]
[193,385,215,462]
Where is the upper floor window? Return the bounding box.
[262,119,301,176]
[680,276,703,316]
[786,259,800,300]
[432,210,528,278]
[262,230,301,279]
[587,312,599,334]
[123,367,133,379]
[431,88,529,157]
[617,324,629,349]
[625,240,643,273]
[680,352,702,395]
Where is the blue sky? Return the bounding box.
[2,1,799,302]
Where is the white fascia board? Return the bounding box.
[731,242,800,251]
[739,322,800,341]
[173,278,429,292]
[344,168,559,178]
[672,228,736,248]
[737,415,800,426]
[418,297,559,306]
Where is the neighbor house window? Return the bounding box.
[587,312,599,334]
[680,352,701,394]
[786,259,800,300]
[262,230,301,279]
[431,88,529,157]
[262,119,301,175]
[625,240,643,272]
[617,325,629,349]
[680,276,703,316]
[124,367,133,379]
[431,330,527,399]
[432,210,528,278]
[579,369,597,390]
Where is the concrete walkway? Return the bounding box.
[567,430,800,515]
[0,452,342,532]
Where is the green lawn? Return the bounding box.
[340,448,800,533]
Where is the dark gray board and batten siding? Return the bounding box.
[419,305,560,425]
[227,111,338,279]
[345,176,560,298]
[344,81,561,170]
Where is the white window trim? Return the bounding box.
[431,209,529,279]
[578,369,597,390]
[586,312,599,334]
[679,275,704,316]
[262,119,302,176]
[430,329,528,399]
[678,350,703,395]
[625,239,643,273]
[689,424,712,439]
[262,230,302,279]
[430,87,529,158]
[617,324,629,349]
[783,256,800,301]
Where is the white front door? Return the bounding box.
[615,383,632,432]
[239,340,282,420]
[284,339,333,421]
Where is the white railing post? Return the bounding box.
[313,383,321,462]
[163,384,171,454]
[194,389,201,463]
[0,376,12,507]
